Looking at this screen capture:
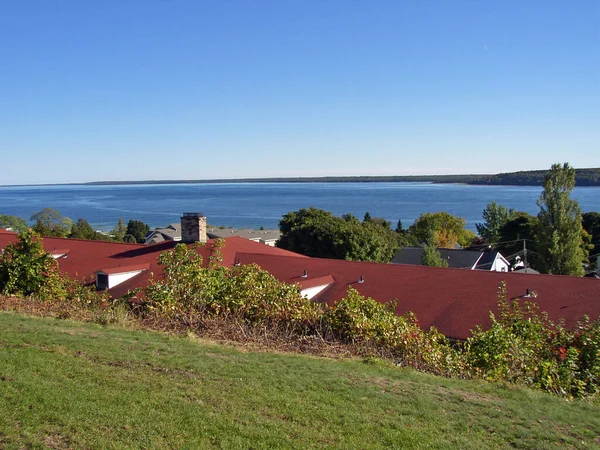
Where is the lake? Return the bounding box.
[0,182,599,232]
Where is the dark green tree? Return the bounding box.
[277,207,402,262]
[536,163,586,276]
[69,218,98,240]
[30,208,72,237]
[476,201,515,245]
[582,212,600,255]
[496,212,540,269]
[363,212,372,222]
[0,214,29,233]
[126,219,150,244]
[395,219,404,234]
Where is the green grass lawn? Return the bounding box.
[0,312,599,449]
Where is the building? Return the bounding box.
[391,247,511,272]
[1,225,598,341]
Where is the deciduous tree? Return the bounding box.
[421,244,448,267]
[408,212,474,248]
[476,202,515,245]
[111,218,127,242]
[536,163,586,276]
[277,207,402,262]
[0,230,56,296]
[0,214,29,233]
[30,208,72,237]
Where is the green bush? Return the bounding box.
[0,230,106,307]
[465,282,600,397]
[326,288,463,374]
[142,242,323,332]
[0,230,59,297]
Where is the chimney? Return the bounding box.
[181,212,207,243]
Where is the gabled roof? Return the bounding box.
[98,263,151,275]
[207,228,281,242]
[391,247,507,270]
[235,252,600,340]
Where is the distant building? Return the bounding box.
[144,217,281,247]
[391,247,511,272]
[206,227,281,247]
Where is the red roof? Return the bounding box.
[98,263,151,275]
[235,252,600,340]
[2,230,598,340]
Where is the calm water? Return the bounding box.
[0,182,599,232]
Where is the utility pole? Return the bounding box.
[523,239,528,272]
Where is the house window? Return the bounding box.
[97,273,109,290]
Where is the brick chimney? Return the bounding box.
[181,212,207,243]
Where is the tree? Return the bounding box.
[111,218,127,242]
[421,244,448,267]
[363,212,372,222]
[30,208,72,237]
[407,212,474,248]
[70,218,97,240]
[126,219,150,244]
[536,163,586,276]
[395,219,404,234]
[582,212,600,255]
[277,207,402,262]
[496,212,540,269]
[0,214,29,233]
[476,202,515,245]
[0,230,56,296]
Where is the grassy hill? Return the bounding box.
[1,312,599,449]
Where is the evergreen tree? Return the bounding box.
[126,220,150,244]
[536,163,586,276]
[70,218,97,240]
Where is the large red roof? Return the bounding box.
[235,252,600,340]
[2,229,598,340]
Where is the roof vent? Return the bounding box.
[301,270,308,278]
[358,275,364,284]
[234,258,241,266]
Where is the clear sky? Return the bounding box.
[1,0,598,184]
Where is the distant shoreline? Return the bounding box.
[2,168,600,188]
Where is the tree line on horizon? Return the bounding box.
[81,167,600,186]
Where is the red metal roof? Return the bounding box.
[98,263,151,275]
[234,252,600,340]
[2,230,598,340]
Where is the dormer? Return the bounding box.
[95,263,150,290]
[51,248,71,259]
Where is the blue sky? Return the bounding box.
[1,0,598,184]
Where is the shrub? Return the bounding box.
[0,230,59,297]
[465,282,600,398]
[0,230,106,307]
[141,242,323,332]
[326,288,463,375]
